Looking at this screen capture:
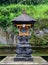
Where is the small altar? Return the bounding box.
[12,10,36,61]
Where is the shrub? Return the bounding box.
[0,4,48,30]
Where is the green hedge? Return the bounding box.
[0,0,48,5]
[0,4,48,29]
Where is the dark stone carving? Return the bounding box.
[14,36,33,61]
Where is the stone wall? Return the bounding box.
[0,27,17,45]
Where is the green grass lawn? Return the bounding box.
[0,52,48,56]
[33,53,48,56]
[0,44,5,46]
[0,43,11,47]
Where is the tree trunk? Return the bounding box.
[11,33,14,45]
[14,35,16,45]
[5,31,9,45]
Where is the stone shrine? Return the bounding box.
[12,11,36,61]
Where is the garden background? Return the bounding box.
[0,0,48,57]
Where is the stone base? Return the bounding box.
[0,55,48,65]
[14,57,33,61]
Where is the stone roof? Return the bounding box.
[12,13,36,24]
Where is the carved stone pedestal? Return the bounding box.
[14,36,33,61]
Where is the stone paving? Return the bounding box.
[0,55,48,65]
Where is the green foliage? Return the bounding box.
[30,34,48,46]
[30,30,48,46]
[0,0,48,5]
[0,4,48,30]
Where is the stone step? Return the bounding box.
[14,57,33,61]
